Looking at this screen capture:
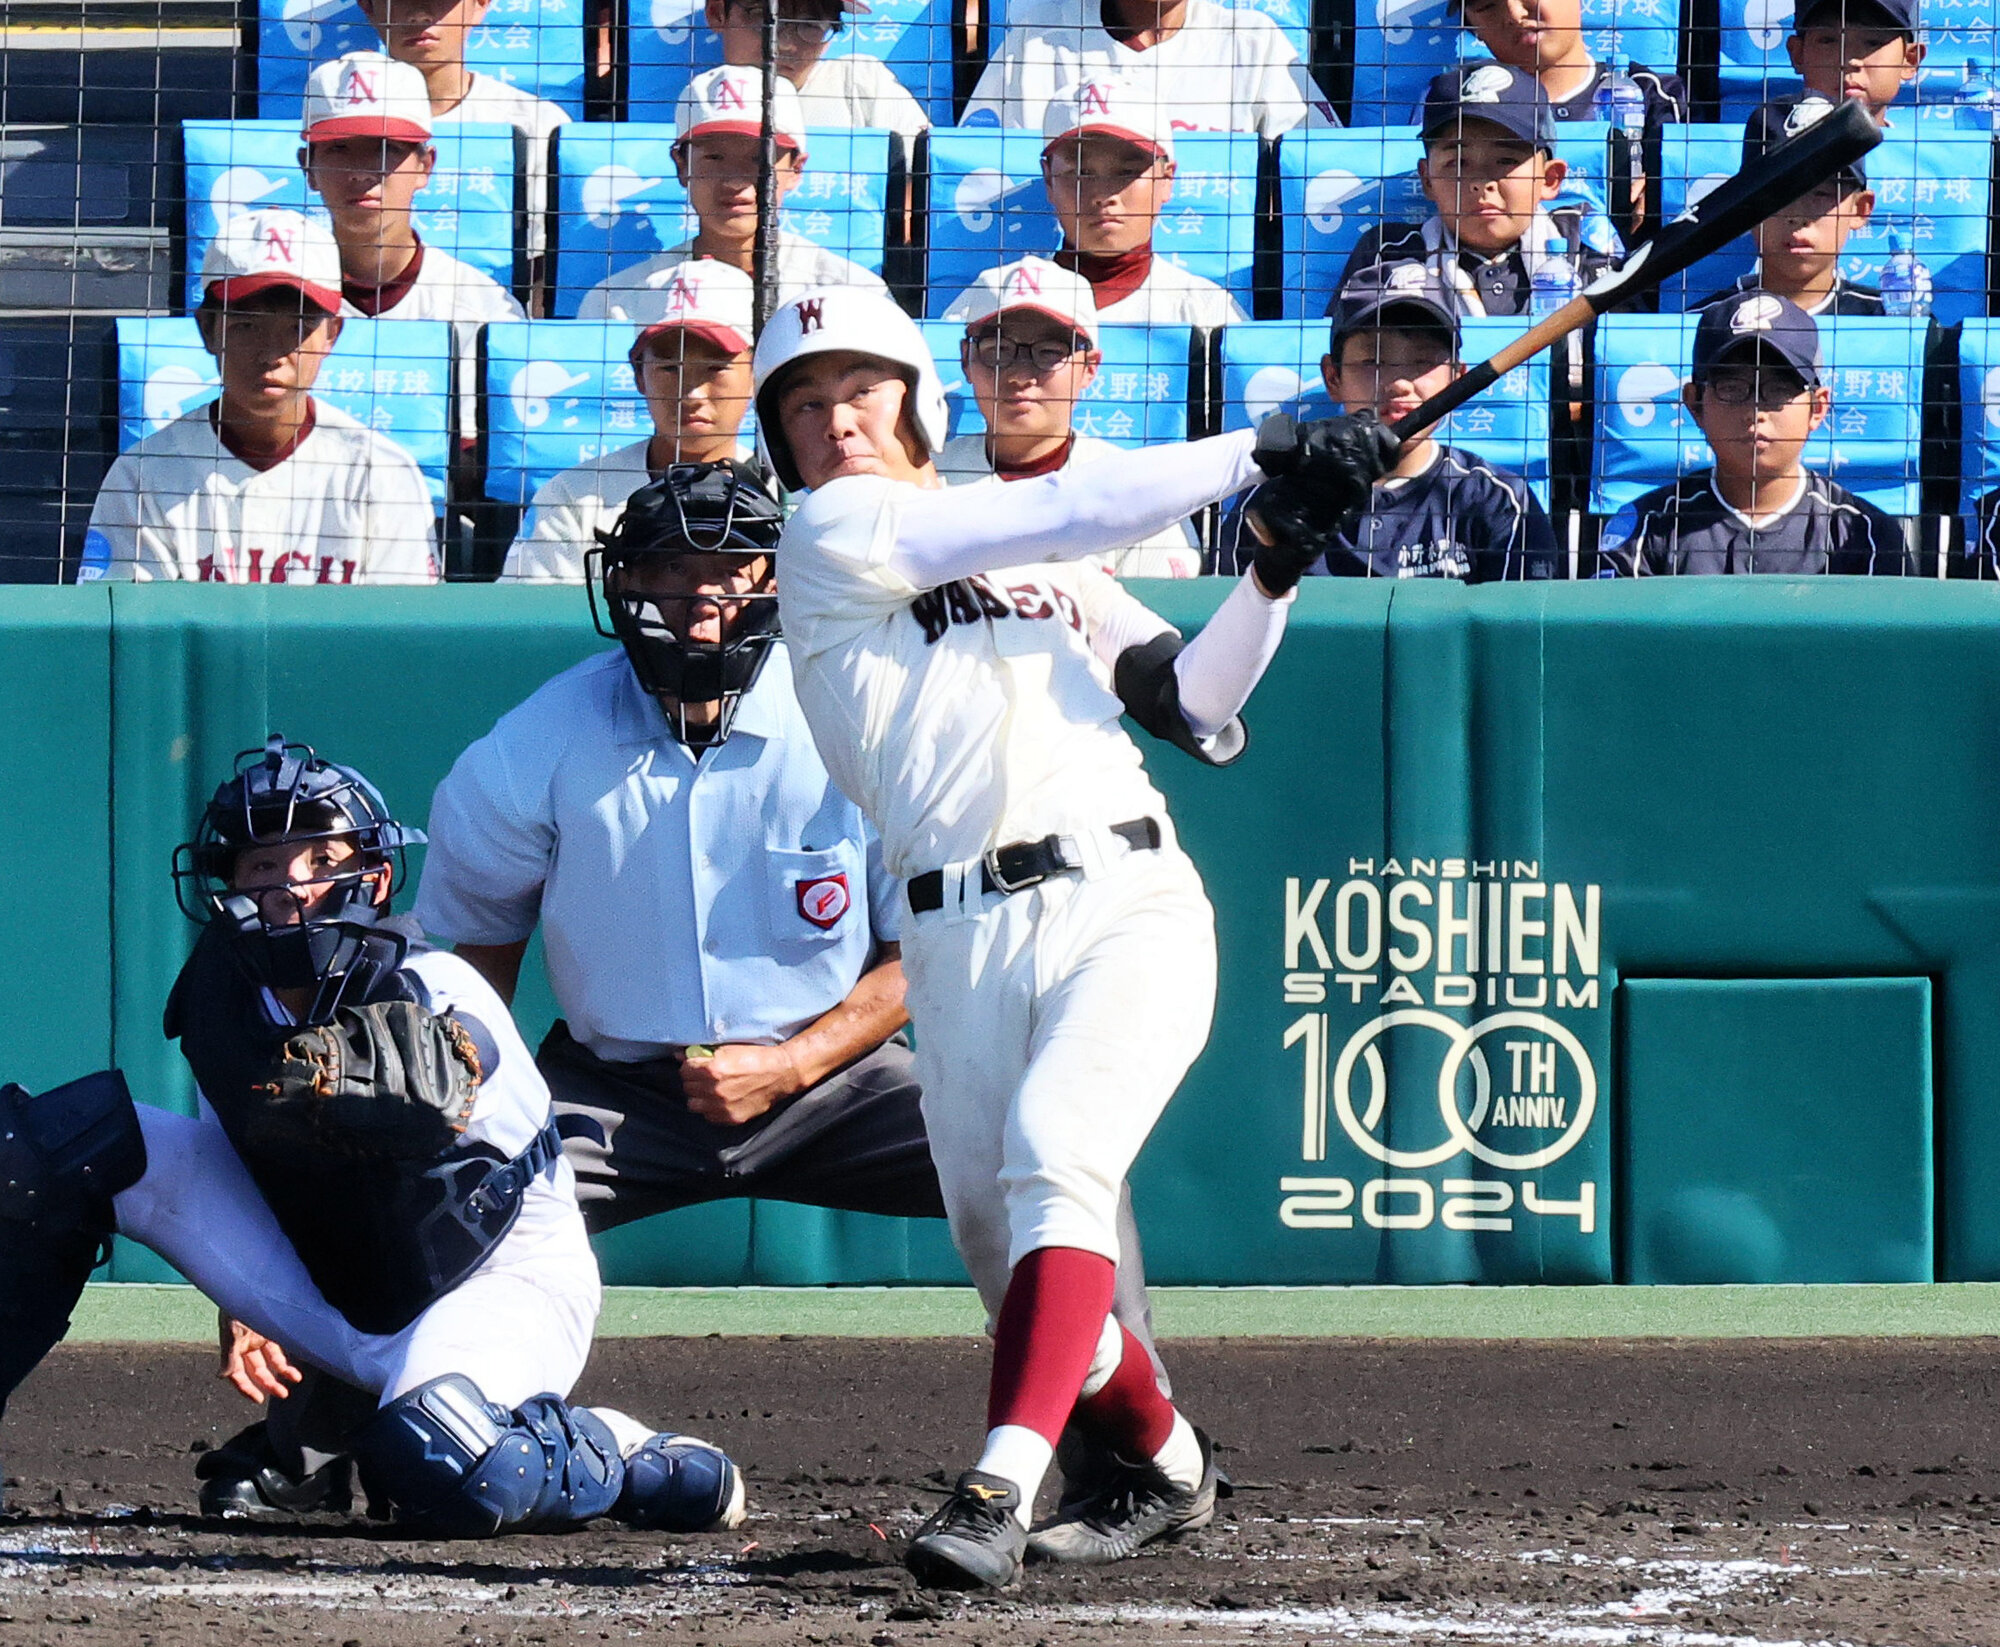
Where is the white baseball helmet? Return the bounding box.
[752,286,950,490]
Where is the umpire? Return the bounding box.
[200,461,1166,1514]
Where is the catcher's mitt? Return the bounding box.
[248,999,482,1162]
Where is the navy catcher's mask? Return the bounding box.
[172,735,426,1021]
[587,461,784,749]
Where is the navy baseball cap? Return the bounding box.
[1795,0,1916,32]
[1692,290,1823,387]
[1329,261,1461,354]
[1419,64,1556,153]
[1744,95,1868,188]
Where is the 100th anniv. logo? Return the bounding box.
[1275,856,1604,1240]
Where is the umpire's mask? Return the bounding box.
[587,462,785,750]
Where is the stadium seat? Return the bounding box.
[921,127,1257,318]
[1218,317,1553,506]
[115,315,457,507]
[1347,0,1683,126]
[0,125,179,312]
[1952,318,2000,571]
[918,318,1196,445]
[480,319,652,506]
[179,119,524,312]
[547,124,893,317]
[1655,125,1992,321]
[0,29,243,126]
[1713,0,2000,120]
[253,0,586,120]
[1274,124,1616,319]
[1591,312,1930,519]
[627,0,961,127]
[0,316,117,583]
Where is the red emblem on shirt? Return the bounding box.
[797,873,851,929]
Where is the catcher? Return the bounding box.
[0,737,743,1537]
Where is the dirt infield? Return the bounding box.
[4,1335,2000,1645]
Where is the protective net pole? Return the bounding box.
[753,0,783,335]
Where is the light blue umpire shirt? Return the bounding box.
[414,641,901,1063]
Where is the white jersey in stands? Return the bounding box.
[340,241,525,325]
[497,436,753,583]
[795,55,931,137]
[1092,257,1246,328]
[964,0,1337,136]
[935,434,1201,578]
[436,71,569,253]
[83,400,438,585]
[576,235,885,321]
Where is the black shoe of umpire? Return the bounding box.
[905,1469,1027,1590]
[195,1421,353,1519]
[1026,1427,1218,1564]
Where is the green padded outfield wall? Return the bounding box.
[3,578,1997,1285]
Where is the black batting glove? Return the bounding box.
[1244,475,1334,596]
[1246,412,1400,595]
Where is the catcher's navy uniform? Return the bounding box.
[1696,270,1887,317]
[1216,443,1559,580]
[1597,470,1913,575]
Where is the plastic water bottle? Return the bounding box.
[1591,71,1647,134]
[1879,231,1934,317]
[1956,59,1999,134]
[1531,237,1579,314]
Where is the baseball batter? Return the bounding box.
[0,738,741,1537]
[751,285,1392,1586]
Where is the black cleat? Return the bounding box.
[1026,1427,1218,1565]
[905,1469,1026,1590]
[195,1423,352,1519]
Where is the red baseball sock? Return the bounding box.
[986,1246,1117,1441]
[1075,1325,1178,1460]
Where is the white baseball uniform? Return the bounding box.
[795,54,931,138]
[936,433,1201,578]
[82,401,439,585]
[496,436,756,583]
[964,0,1337,136]
[112,949,599,1410]
[576,235,885,321]
[775,430,1283,1308]
[437,71,570,255]
[1089,257,1246,328]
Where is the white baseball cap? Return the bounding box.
[944,256,1100,350]
[201,208,344,314]
[302,51,434,145]
[674,65,808,159]
[626,257,757,358]
[1041,75,1175,166]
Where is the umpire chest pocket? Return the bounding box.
[765,845,863,947]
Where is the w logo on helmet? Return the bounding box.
[794,297,825,333]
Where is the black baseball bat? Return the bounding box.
[1387,95,1884,443]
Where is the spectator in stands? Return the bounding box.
[1788,0,1923,126]
[964,0,1337,137]
[1454,0,1685,131]
[1028,76,1245,328]
[302,54,525,327]
[355,0,570,248]
[502,260,758,582]
[80,210,438,585]
[1698,97,1881,317]
[1597,290,1911,575]
[1335,66,1619,320]
[1217,261,1556,578]
[577,67,885,320]
[938,257,1200,576]
[705,0,929,140]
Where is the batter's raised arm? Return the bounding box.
[877,429,1262,587]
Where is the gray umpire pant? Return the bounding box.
[540,1021,1169,1390]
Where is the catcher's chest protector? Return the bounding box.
[165,924,547,1337]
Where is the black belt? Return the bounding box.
[906,817,1162,914]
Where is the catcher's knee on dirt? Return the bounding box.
[0,1070,147,1416]
[353,1373,626,1537]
